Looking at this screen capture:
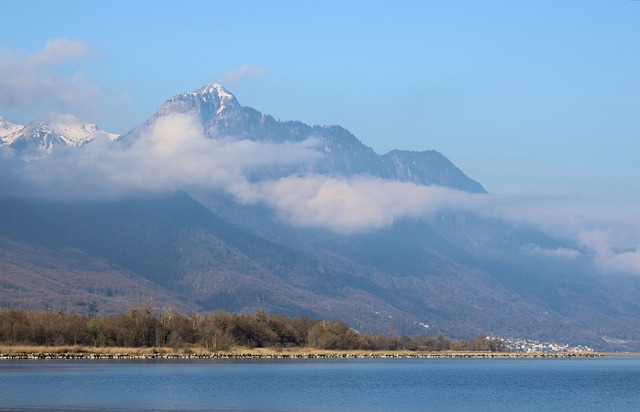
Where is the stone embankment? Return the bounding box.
[0,352,606,360]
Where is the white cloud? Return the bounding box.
[120,113,322,199]
[25,38,93,66]
[0,39,100,118]
[220,64,271,87]
[579,229,640,275]
[521,244,580,259]
[255,175,484,233]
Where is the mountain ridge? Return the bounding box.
[1,84,484,193]
[0,113,118,157]
[126,83,486,193]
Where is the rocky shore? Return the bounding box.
[0,351,606,360]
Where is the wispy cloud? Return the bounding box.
[219,64,271,87]
[24,38,94,66]
[521,244,580,259]
[579,229,640,275]
[0,39,100,118]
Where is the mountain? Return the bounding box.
[382,149,485,193]
[3,189,639,350]
[0,113,118,158]
[2,84,640,351]
[124,84,485,193]
[197,192,640,348]
[0,193,421,328]
[0,117,24,139]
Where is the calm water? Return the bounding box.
[1,356,640,411]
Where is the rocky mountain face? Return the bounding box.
[381,150,486,193]
[1,84,639,350]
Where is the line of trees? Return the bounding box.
[0,305,504,352]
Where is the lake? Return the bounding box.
[1,356,639,411]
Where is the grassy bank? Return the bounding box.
[0,345,606,359]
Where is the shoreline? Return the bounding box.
[0,346,607,360]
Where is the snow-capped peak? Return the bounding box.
[0,116,24,139]
[192,83,238,114]
[194,83,233,99]
[21,113,116,145]
[40,113,118,143]
[1,113,119,157]
[150,83,240,123]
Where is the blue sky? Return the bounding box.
[1,0,639,205]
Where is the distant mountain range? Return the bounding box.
[1,84,639,351]
[0,114,118,158]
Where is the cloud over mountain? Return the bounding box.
[2,83,640,277]
[0,112,488,233]
[255,175,484,233]
[580,229,640,275]
[0,113,321,200]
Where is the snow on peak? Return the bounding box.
[47,114,98,143]
[192,83,238,114]
[194,83,233,98]
[0,116,24,139]
[35,113,118,144]
[1,113,119,153]
[152,83,241,121]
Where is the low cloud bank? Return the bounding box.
[256,175,484,233]
[0,113,321,200]
[1,112,639,275]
